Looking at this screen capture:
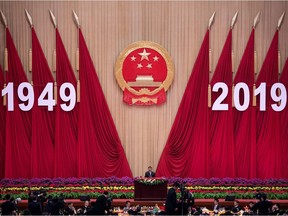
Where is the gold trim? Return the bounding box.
[132,97,157,104]
[115,41,174,96]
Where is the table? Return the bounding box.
[134,179,167,201]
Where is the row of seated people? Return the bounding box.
[1,192,288,215]
[202,198,284,215]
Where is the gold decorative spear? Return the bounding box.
[0,10,7,106]
[277,12,285,103]
[72,10,80,103]
[0,10,8,73]
[253,11,260,107]
[49,10,58,104]
[208,11,215,108]
[230,11,239,107]
[277,12,285,75]
[25,9,33,73]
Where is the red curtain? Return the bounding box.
[233,29,256,178]
[31,28,55,177]
[77,29,132,177]
[156,30,210,178]
[54,29,79,177]
[5,28,31,178]
[280,58,288,178]
[256,31,281,178]
[0,66,5,178]
[209,30,235,178]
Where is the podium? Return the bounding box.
[134,178,167,201]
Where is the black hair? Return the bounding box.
[104,191,109,195]
[173,182,180,188]
[5,194,11,200]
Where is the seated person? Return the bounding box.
[231,200,241,214]
[212,198,221,214]
[77,200,91,215]
[64,202,77,215]
[270,203,280,215]
[123,201,131,213]
[144,166,156,177]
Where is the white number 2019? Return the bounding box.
[211,82,287,112]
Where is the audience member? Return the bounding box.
[231,200,241,214]
[252,193,272,215]
[1,194,16,215]
[165,182,179,215]
[28,196,42,215]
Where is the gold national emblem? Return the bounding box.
[115,41,174,105]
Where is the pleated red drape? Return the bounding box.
[256,31,281,178]
[77,29,132,177]
[5,28,31,178]
[233,29,256,178]
[0,66,5,178]
[209,30,235,178]
[279,58,288,178]
[54,29,79,177]
[156,30,210,178]
[31,28,55,177]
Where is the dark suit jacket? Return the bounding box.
[145,171,156,177]
[212,204,221,213]
[252,200,272,215]
[1,201,16,215]
[28,201,42,215]
[87,195,107,215]
[165,188,177,215]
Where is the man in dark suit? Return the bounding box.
[28,196,42,215]
[165,182,179,215]
[1,194,16,215]
[252,193,272,215]
[231,200,241,214]
[212,198,221,214]
[86,191,109,215]
[144,166,156,177]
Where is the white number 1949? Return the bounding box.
[1,82,76,112]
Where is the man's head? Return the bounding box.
[234,200,239,207]
[5,194,11,201]
[214,198,219,205]
[173,182,180,189]
[272,204,280,211]
[249,202,254,208]
[126,201,131,208]
[68,202,73,208]
[104,191,109,197]
[260,193,267,201]
[148,166,152,171]
[84,200,89,207]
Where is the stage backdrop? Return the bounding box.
[0,1,288,177]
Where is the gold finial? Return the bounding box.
[253,11,260,29]
[277,11,285,30]
[25,9,33,28]
[231,11,239,29]
[49,10,57,29]
[0,10,7,27]
[72,10,80,28]
[208,11,216,30]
